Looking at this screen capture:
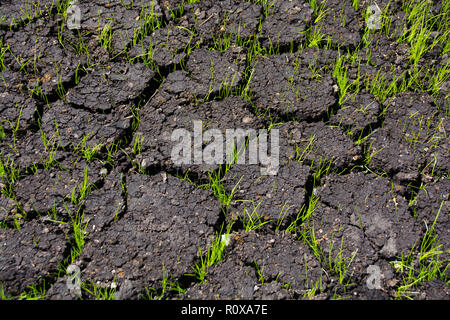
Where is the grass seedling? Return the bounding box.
[98,17,114,51]
[70,166,91,205]
[296,134,316,163]
[0,155,22,192]
[352,0,360,10]
[188,222,234,283]
[82,281,117,300]
[365,69,404,103]
[275,202,292,231]
[398,0,449,74]
[67,204,89,260]
[0,284,13,300]
[254,260,266,284]
[203,165,241,208]
[73,134,103,162]
[0,39,8,71]
[130,1,163,49]
[307,24,325,48]
[333,53,354,104]
[362,138,384,167]
[300,222,324,264]
[302,277,324,299]
[142,265,186,300]
[238,200,272,232]
[39,122,60,160]
[391,201,449,299]
[57,0,71,47]
[129,36,155,67]
[306,0,329,48]
[286,169,323,235]
[421,154,438,179]
[253,0,276,18]
[426,61,450,97]
[17,283,46,300]
[214,71,240,99]
[0,158,5,181]
[66,32,92,68]
[308,60,327,80]
[55,64,66,99]
[327,232,358,286]
[17,0,43,26]
[6,41,34,72]
[285,203,307,234]
[309,0,328,21]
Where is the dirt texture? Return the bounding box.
[0,0,448,301]
[249,49,337,121]
[184,231,326,299]
[77,172,221,299]
[0,219,69,296]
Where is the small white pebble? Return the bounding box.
[221,234,231,246]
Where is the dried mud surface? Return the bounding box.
[0,0,448,300]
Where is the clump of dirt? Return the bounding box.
[223,162,310,230]
[66,62,155,113]
[368,92,447,182]
[305,171,423,295]
[249,50,337,121]
[185,231,326,299]
[77,172,221,299]
[134,86,262,176]
[0,219,69,296]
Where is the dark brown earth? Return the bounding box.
[0,0,448,300]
